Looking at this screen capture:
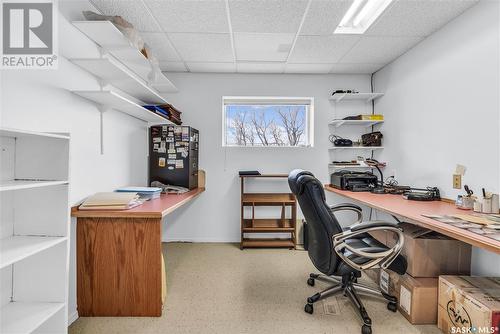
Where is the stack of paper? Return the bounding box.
[79,192,142,210]
[116,186,162,201]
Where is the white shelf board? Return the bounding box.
[0,128,69,140]
[72,21,177,93]
[0,180,69,192]
[329,146,384,150]
[329,163,386,169]
[329,119,384,127]
[0,236,67,269]
[329,92,384,103]
[1,302,65,334]
[71,56,168,104]
[72,89,172,123]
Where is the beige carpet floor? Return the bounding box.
[69,243,441,334]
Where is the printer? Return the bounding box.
[330,170,378,192]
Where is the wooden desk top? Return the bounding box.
[325,185,500,254]
[71,188,205,219]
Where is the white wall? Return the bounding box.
[373,0,500,275]
[0,11,148,323]
[162,73,372,242]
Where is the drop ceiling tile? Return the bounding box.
[367,0,478,37]
[329,63,383,74]
[159,61,187,72]
[141,33,180,61]
[229,0,308,33]
[168,33,234,62]
[340,36,422,64]
[300,0,353,35]
[288,35,360,63]
[234,33,294,62]
[145,0,229,33]
[237,62,285,73]
[89,0,160,32]
[285,63,333,74]
[187,62,236,73]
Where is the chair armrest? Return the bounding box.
[329,203,363,225]
[332,222,404,272]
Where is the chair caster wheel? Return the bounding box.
[304,303,314,314]
[307,278,315,286]
[387,302,397,312]
[361,324,372,334]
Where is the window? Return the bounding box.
[222,97,314,147]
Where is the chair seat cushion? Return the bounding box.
[334,235,407,277]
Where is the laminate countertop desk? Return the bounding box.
[71,188,205,317]
[324,185,500,254]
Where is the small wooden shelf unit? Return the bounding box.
[240,174,297,249]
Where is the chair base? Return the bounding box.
[304,272,398,334]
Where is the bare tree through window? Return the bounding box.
[225,104,309,147]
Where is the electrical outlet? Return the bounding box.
[453,174,462,189]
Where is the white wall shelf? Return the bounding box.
[72,21,177,93]
[329,146,384,150]
[329,119,384,128]
[0,128,70,334]
[328,163,386,169]
[1,302,65,334]
[0,180,69,192]
[71,55,168,104]
[329,92,384,103]
[73,88,171,123]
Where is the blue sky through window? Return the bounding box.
[225,104,307,146]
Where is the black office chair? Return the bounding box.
[288,170,407,334]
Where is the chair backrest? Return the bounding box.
[288,169,343,276]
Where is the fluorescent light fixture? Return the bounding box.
[335,0,393,34]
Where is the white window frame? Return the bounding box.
[221,96,314,148]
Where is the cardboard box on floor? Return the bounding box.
[369,223,472,277]
[438,276,500,334]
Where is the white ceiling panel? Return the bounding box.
[367,0,478,37]
[141,32,180,61]
[229,0,308,33]
[340,36,422,64]
[187,62,236,73]
[289,35,360,63]
[168,33,234,62]
[89,0,160,32]
[285,63,333,74]
[237,62,285,73]
[300,0,353,35]
[145,0,229,33]
[234,33,294,62]
[330,63,384,74]
[159,61,188,72]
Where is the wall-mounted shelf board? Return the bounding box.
[328,163,386,169]
[0,236,67,269]
[329,146,384,150]
[0,128,69,140]
[0,302,65,334]
[72,21,177,93]
[0,180,69,192]
[329,119,384,127]
[71,56,168,104]
[73,89,172,123]
[329,93,384,103]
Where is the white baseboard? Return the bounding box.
[162,237,239,243]
[68,310,79,326]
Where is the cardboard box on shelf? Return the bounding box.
[399,275,439,324]
[380,223,471,277]
[438,276,500,334]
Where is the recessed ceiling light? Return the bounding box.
[334,0,393,34]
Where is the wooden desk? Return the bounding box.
[71,188,205,317]
[325,185,500,254]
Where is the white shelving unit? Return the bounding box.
[329,92,384,103]
[329,119,384,128]
[0,128,70,334]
